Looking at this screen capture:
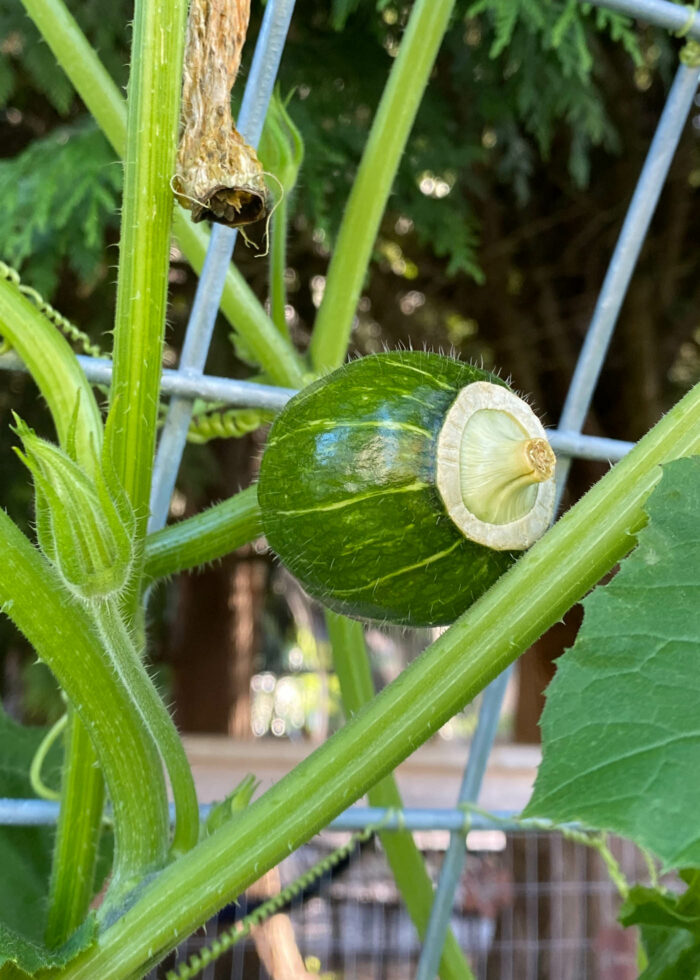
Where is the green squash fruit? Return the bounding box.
[258,351,555,627]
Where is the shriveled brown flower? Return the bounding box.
[173,0,269,228]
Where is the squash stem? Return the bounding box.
[143,485,263,584]
[45,711,104,947]
[107,0,188,549]
[326,611,476,980]
[309,0,456,372]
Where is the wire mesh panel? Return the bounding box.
[153,830,654,980]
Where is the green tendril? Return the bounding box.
[675,2,700,65]
[675,1,699,37]
[0,260,21,286]
[165,820,385,980]
[0,261,105,359]
[29,712,68,802]
[458,803,631,900]
[186,408,273,444]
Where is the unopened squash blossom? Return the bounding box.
[13,417,135,603]
[258,351,556,627]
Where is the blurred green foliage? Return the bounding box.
[0,0,129,110]
[0,0,643,292]
[0,123,121,295]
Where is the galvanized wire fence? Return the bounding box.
[149,830,653,980]
[0,0,698,974]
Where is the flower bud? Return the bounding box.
[14,417,135,602]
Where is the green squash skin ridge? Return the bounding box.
[258,351,517,627]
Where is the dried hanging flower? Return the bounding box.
[173,0,269,228]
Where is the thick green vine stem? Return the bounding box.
[107,0,188,546]
[0,263,109,945]
[0,512,169,903]
[45,712,105,948]
[94,599,199,858]
[0,274,102,469]
[166,808,627,980]
[309,0,456,371]
[143,486,263,584]
[326,612,474,980]
[56,381,700,980]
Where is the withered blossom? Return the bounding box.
[173,0,269,228]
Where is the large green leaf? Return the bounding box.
[525,456,700,869]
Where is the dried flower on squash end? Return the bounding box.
[173,0,270,228]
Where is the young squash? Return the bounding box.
[258,351,556,627]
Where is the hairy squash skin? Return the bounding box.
[258,351,518,627]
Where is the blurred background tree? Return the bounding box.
[1,0,698,739]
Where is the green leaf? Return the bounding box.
[525,456,700,869]
[619,870,700,976]
[636,928,700,980]
[620,885,700,934]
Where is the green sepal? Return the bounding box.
[203,774,259,839]
[620,885,700,935]
[102,398,142,546]
[13,417,136,602]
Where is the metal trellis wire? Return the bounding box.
[0,798,570,835]
[1,0,699,975]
